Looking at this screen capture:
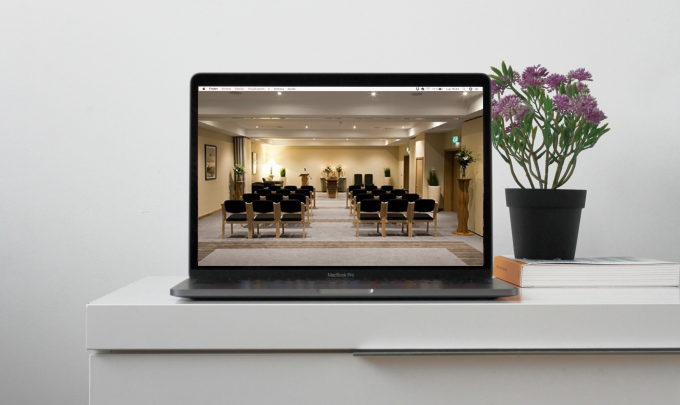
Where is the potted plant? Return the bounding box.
[323,165,332,178]
[454,146,476,178]
[383,167,391,186]
[233,164,246,199]
[427,169,440,203]
[279,167,286,186]
[490,62,610,259]
[336,165,343,177]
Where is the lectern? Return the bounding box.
[299,173,310,186]
[326,178,338,198]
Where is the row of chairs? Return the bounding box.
[221,200,307,239]
[345,186,407,208]
[241,193,313,223]
[352,173,375,188]
[349,191,420,215]
[354,199,438,237]
[251,184,316,207]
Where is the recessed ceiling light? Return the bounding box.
[396,139,401,141]
[371,92,377,97]
[346,138,349,140]
[277,92,282,95]
[463,92,468,96]
[256,126,258,128]
[353,126,356,129]
[305,126,308,129]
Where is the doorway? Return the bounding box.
[415,158,423,196]
[403,156,410,190]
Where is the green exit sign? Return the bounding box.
[452,136,459,143]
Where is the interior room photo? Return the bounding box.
[197,89,485,266]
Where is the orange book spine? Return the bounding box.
[493,256,526,286]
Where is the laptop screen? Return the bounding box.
[191,74,491,279]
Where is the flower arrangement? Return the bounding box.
[427,169,439,187]
[384,167,391,177]
[489,62,610,189]
[323,165,333,177]
[336,165,343,175]
[454,146,476,178]
[233,164,246,181]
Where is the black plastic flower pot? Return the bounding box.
[505,189,587,260]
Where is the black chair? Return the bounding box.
[409,199,438,237]
[220,200,248,238]
[277,200,306,239]
[246,200,278,238]
[276,189,291,196]
[352,193,375,222]
[255,189,272,196]
[288,193,311,225]
[355,199,384,237]
[349,189,369,216]
[391,189,407,197]
[284,185,298,192]
[378,193,398,203]
[268,185,282,191]
[383,199,410,237]
[371,189,387,196]
[242,193,260,203]
[265,193,284,203]
[402,193,420,202]
[353,174,363,187]
[347,188,366,209]
[365,174,374,187]
[300,185,316,208]
[381,185,394,191]
[296,189,313,215]
[252,182,265,193]
[365,185,378,192]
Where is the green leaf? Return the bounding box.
[490,67,503,77]
[502,61,508,76]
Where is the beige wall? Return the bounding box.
[461,118,484,235]
[258,145,399,189]
[424,133,445,204]
[197,127,234,217]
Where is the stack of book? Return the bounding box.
[493,256,680,303]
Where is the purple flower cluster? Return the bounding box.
[552,93,607,124]
[518,65,549,89]
[567,68,593,82]
[492,95,530,122]
[545,73,567,92]
[491,81,504,97]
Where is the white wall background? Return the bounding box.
[1,1,679,403]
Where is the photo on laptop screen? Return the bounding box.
[191,74,491,274]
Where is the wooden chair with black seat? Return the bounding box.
[365,184,378,192]
[409,199,438,237]
[246,200,279,238]
[300,185,316,208]
[255,189,272,197]
[284,185,298,192]
[277,199,306,239]
[382,198,411,237]
[242,193,260,203]
[265,193,284,203]
[353,173,363,188]
[402,193,420,202]
[296,189,314,216]
[268,185,282,191]
[378,193,398,203]
[353,193,376,225]
[349,189,369,216]
[346,185,359,208]
[371,189,387,197]
[288,193,311,225]
[221,200,249,238]
[251,182,265,193]
[380,185,394,192]
[276,189,291,197]
[355,198,385,237]
[365,173,374,188]
[391,189,407,197]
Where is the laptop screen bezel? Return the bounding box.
[190,73,492,280]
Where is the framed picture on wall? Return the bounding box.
[205,145,217,180]
[252,152,257,174]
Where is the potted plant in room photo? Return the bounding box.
[384,167,391,185]
[454,146,476,178]
[324,165,333,178]
[336,165,343,177]
[233,164,246,200]
[280,167,286,185]
[490,62,610,260]
[427,169,440,202]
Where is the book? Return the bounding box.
[493,256,680,288]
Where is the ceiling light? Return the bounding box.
[305,126,308,129]
[371,92,377,97]
[277,92,282,95]
[396,139,401,141]
[353,126,356,129]
[346,138,349,140]
[256,126,258,128]
[463,92,468,96]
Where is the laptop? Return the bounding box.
[171,73,518,299]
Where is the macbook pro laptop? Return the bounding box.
[171,73,518,299]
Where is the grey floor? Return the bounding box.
[200,192,483,249]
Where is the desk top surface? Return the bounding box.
[86,277,680,350]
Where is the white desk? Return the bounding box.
[87,277,680,405]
